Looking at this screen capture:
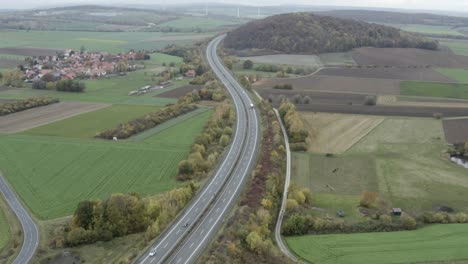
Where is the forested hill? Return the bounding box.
[224,13,439,54]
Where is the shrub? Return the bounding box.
[401,215,417,230]
[243,60,253,69]
[363,95,377,106]
[433,112,443,119]
[293,94,302,104]
[286,199,299,211]
[359,192,378,208]
[32,80,47,90]
[302,96,311,104]
[380,214,392,224]
[0,97,59,116]
[273,84,293,90]
[455,213,468,223]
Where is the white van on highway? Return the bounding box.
[149,247,157,257]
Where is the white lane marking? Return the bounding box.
[176,229,181,235]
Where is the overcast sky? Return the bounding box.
[1,0,467,12]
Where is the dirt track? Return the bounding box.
[317,67,455,82]
[443,119,468,144]
[0,102,109,133]
[352,47,468,68]
[254,75,401,95]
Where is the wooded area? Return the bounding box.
[224,13,438,54]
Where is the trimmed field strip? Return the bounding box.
[401,81,468,100]
[130,107,211,141]
[0,102,110,133]
[286,224,468,264]
[23,104,159,138]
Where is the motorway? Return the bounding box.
[0,173,39,264]
[137,35,260,264]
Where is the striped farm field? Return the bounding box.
[23,104,159,138]
[286,224,468,264]
[0,109,211,220]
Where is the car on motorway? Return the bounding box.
[250,103,254,109]
[183,222,189,228]
[149,247,157,257]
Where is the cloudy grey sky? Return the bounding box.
[1,0,467,11]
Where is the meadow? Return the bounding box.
[436,68,468,83]
[286,224,468,264]
[0,31,203,53]
[0,109,211,219]
[292,117,468,219]
[23,104,159,138]
[441,40,468,56]
[400,81,468,100]
[382,23,464,36]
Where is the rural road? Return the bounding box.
[0,173,39,264]
[273,109,299,263]
[136,35,260,264]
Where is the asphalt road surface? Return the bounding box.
[137,35,260,264]
[0,173,39,264]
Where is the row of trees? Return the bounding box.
[225,13,439,54]
[278,101,309,151]
[96,103,198,140]
[33,79,86,93]
[177,101,235,181]
[0,97,59,116]
[201,101,291,264]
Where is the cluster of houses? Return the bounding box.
[24,49,141,82]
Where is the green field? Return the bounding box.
[318,52,356,66]
[292,117,468,218]
[0,71,187,105]
[382,23,464,36]
[0,110,211,219]
[441,41,468,56]
[159,16,240,29]
[0,31,203,53]
[400,81,468,100]
[0,207,10,250]
[436,68,468,83]
[23,104,159,138]
[286,224,468,264]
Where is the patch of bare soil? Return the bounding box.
[352,47,468,68]
[254,75,401,95]
[318,67,455,82]
[0,102,110,133]
[0,47,62,57]
[443,118,468,144]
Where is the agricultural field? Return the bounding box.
[318,52,356,66]
[301,112,384,153]
[0,102,109,133]
[443,118,468,144]
[384,23,465,36]
[317,67,455,82]
[0,108,211,220]
[238,54,322,67]
[23,104,159,138]
[0,71,185,105]
[0,31,207,53]
[436,68,468,83]
[400,81,468,100]
[441,40,468,56]
[286,224,468,264]
[292,116,468,217]
[158,16,241,29]
[351,47,468,67]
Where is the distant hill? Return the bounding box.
[317,10,468,28]
[224,13,439,54]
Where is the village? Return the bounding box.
[23,49,147,82]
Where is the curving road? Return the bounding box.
[0,173,39,264]
[273,109,299,263]
[137,35,260,264]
